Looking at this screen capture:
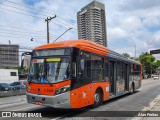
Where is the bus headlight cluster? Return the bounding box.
[27,86,31,91]
[55,85,70,95]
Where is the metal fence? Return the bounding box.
[0,89,26,98]
[0,79,26,98]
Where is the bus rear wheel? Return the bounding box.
[93,89,102,107]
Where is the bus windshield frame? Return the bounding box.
[28,57,71,84]
[28,48,72,84]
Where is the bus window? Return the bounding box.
[79,51,91,79]
[91,54,104,82]
[117,61,125,81]
[105,58,109,81]
[72,62,76,77]
[71,48,79,78]
[134,64,140,75]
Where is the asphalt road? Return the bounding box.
[0,78,160,120]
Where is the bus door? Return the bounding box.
[109,60,116,95]
[125,64,129,91]
[77,51,91,107]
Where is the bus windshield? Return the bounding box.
[28,57,70,84]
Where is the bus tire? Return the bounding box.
[92,89,103,108]
[130,83,135,94]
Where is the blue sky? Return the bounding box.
[0,0,160,59]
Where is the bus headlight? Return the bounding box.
[27,86,31,91]
[55,85,70,95]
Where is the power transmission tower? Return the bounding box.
[45,15,56,43]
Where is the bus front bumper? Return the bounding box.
[26,92,71,108]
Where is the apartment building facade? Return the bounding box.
[0,44,19,68]
[77,0,107,46]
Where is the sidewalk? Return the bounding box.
[0,95,26,105]
[132,95,160,120]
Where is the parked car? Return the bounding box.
[10,81,26,90]
[153,75,159,80]
[0,83,12,91]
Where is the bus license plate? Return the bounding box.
[35,101,43,106]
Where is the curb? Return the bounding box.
[0,98,27,105]
[0,95,27,105]
[132,95,160,120]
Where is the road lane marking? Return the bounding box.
[0,101,27,108]
[11,105,43,111]
[51,108,87,120]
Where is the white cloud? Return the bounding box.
[122,16,144,31]
[143,17,160,27]
[148,31,160,48]
[108,27,128,40]
[0,0,160,60]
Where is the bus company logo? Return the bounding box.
[2,112,11,117]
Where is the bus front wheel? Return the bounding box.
[130,83,135,94]
[93,89,103,107]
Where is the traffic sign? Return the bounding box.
[150,49,160,54]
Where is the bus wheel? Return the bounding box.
[130,84,135,94]
[93,89,102,107]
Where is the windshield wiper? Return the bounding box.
[45,78,53,86]
[27,76,32,84]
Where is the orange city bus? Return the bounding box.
[24,40,142,108]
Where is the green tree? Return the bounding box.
[138,52,156,74]
[122,53,131,58]
[156,60,160,66]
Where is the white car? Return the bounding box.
[153,75,159,80]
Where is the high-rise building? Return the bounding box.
[0,44,19,68]
[77,0,107,46]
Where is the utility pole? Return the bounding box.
[135,44,136,58]
[53,27,73,43]
[8,40,11,45]
[45,15,56,43]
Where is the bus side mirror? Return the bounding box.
[21,52,32,69]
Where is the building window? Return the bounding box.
[10,72,17,76]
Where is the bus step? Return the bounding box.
[109,94,116,99]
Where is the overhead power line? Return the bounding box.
[0,6,70,30]
[0,24,45,33]
[1,1,76,30]
[0,0,138,55]
[0,29,47,37]
[4,0,76,28]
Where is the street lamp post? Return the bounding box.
[53,27,73,43]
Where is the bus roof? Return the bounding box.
[109,50,141,65]
[34,40,108,56]
[34,40,141,65]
